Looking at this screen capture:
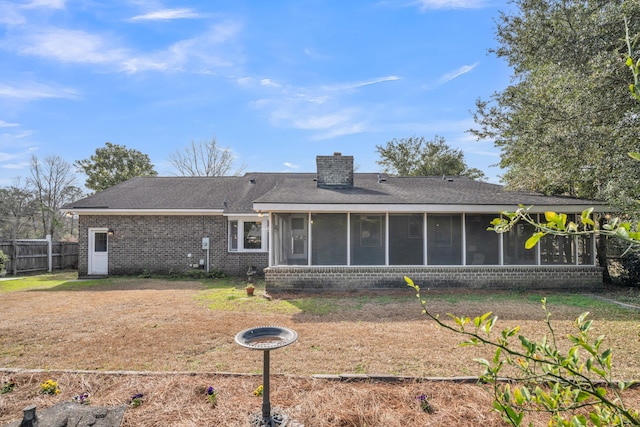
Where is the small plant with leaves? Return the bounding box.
[1,378,16,394]
[625,16,640,101]
[40,379,60,395]
[129,393,144,407]
[490,205,640,252]
[253,384,263,397]
[416,394,434,413]
[406,276,640,426]
[205,386,218,405]
[72,392,90,405]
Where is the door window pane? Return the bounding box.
[94,232,107,252]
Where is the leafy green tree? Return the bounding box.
[471,1,640,211]
[0,182,39,239]
[75,142,157,192]
[431,16,640,427]
[169,138,245,177]
[29,155,83,239]
[375,135,487,180]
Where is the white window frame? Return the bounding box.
[228,216,269,252]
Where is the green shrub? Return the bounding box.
[137,268,226,280]
[183,269,226,280]
[621,248,640,288]
[0,250,7,276]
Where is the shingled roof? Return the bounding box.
[64,172,605,214]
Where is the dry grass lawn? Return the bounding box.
[1,272,639,426]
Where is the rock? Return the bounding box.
[3,402,126,427]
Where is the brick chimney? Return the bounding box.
[316,152,354,188]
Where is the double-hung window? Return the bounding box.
[228,217,268,252]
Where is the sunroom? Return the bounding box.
[268,211,595,268]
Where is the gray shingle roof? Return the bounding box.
[64,173,604,213]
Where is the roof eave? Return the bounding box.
[60,208,225,216]
[253,203,612,213]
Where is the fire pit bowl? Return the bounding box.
[235,326,298,350]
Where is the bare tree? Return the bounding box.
[169,138,246,177]
[29,155,83,239]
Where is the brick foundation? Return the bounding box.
[265,266,604,292]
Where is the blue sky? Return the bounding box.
[0,0,513,189]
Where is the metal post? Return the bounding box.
[46,234,52,273]
[262,350,271,423]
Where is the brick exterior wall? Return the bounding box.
[78,215,268,277]
[264,266,604,292]
[316,153,354,188]
[78,214,603,292]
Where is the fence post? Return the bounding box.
[46,235,52,273]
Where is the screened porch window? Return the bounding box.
[503,220,537,265]
[465,214,499,265]
[389,214,424,265]
[427,214,462,265]
[350,214,385,265]
[311,213,347,265]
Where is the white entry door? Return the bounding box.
[88,229,109,275]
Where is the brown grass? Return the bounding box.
[1,276,640,426]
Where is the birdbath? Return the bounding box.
[235,325,298,426]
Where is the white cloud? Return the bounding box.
[283,162,299,169]
[0,82,79,100]
[0,120,19,127]
[303,47,331,61]
[23,0,66,9]
[321,76,400,92]
[129,8,203,22]
[6,28,128,65]
[2,20,243,74]
[312,123,367,140]
[1,160,30,169]
[437,63,478,84]
[247,75,402,139]
[415,0,487,10]
[260,79,280,88]
[0,2,26,25]
[236,77,253,86]
[9,130,32,139]
[122,21,241,73]
[292,112,352,130]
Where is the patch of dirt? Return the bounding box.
[1,278,639,426]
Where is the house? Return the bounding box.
[62,153,607,291]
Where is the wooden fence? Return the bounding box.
[0,238,78,275]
